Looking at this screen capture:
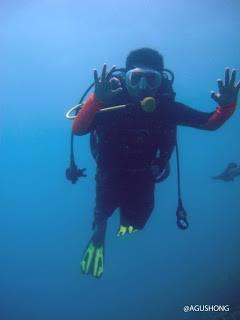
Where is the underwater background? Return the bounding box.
[1,0,240,319]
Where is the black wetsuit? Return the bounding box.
[89,92,214,230]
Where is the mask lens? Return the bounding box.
[130,71,142,86]
[145,73,158,87]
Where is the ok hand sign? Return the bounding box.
[94,64,123,103]
[211,68,240,107]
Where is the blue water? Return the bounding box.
[1,1,240,319]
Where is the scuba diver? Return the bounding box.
[212,162,240,181]
[70,48,239,278]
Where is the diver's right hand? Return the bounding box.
[94,64,123,103]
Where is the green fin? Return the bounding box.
[93,246,104,278]
[81,241,104,278]
[128,225,138,234]
[116,225,138,237]
[116,225,128,237]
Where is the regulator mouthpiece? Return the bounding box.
[140,97,156,112]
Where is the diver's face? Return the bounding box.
[126,67,162,100]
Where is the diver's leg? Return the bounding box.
[92,169,119,243]
[118,170,155,235]
[81,170,118,278]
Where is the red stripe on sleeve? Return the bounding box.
[204,102,236,130]
[72,93,102,135]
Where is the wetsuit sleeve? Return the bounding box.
[72,93,103,135]
[174,102,236,130]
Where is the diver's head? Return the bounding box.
[125,48,164,100]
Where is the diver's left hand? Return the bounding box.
[211,68,240,106]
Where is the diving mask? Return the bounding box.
[126,67,162,90]
[125,67,162,100]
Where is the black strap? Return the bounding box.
[175,137,189,229]
[175,139,182,201]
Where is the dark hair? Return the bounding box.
[126,48,164,72]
